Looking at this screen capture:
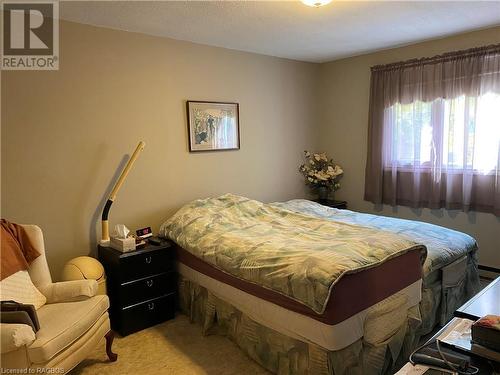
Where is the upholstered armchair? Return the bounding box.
[1,225,117,373]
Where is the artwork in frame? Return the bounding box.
[186,101,240,152]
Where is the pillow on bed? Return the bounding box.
[0,270,46,310]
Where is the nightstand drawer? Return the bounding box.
[120,249,174,281]
[119,294,175,336]
[120,272,176,307]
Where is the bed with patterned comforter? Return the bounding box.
[160,194,480,375]
[161,194,427,316]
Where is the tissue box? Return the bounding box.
[110,236,136,252]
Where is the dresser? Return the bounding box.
[98,241,176,336]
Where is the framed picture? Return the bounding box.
[186,101,240,152]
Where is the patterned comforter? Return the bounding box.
[160,194,426,314]
[274,199,478,277]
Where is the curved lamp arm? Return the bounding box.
[101,141,146,244]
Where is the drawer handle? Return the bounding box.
[148,302,155,310]
[146,279,154,287]
[145,256,152,264]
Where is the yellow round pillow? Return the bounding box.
[61,256,106,295]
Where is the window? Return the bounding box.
[384,93,500,175]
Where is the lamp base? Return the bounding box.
[99,239,111,247]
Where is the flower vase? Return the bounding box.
[317,186,329,202]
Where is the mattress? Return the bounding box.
[176,245,423,325]
[179,262,422,351]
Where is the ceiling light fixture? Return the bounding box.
[301,0,332,7]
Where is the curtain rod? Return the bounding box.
[371,43,500,72]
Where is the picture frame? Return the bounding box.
[186,100,240,152]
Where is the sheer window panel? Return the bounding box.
[384,94,500,175]
[365,44,500,214]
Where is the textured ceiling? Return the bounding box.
[60,1,500,63]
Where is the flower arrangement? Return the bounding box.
[299,151,343,197]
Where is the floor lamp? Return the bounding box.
[100,141,146,246]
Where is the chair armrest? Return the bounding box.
[1,323,36,353]
[39,280,98,304]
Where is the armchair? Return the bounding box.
[1,225,117,373]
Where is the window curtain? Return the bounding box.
[365,44,500,215]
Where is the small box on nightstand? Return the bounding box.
[110,236,136,252]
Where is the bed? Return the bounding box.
[159,194,480,375]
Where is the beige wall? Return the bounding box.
[1,21,319,278]
[318,27,500,268]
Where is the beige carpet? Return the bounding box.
[71,314,269,375]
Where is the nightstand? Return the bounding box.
[98,241,176,336]
[312,199,348,209]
